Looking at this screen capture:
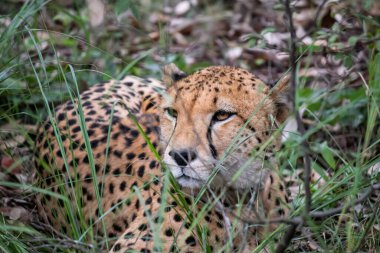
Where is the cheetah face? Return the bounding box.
[160,65,289,190]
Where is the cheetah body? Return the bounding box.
[35,66,289,252]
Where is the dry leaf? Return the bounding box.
[175,1,191,16]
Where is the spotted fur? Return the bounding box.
[35,66,290,252]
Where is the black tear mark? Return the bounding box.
[207,124,218,159]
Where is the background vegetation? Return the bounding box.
[0,0,379,252]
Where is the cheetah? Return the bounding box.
[35,64,290,252]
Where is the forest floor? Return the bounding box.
[0,0,380,252]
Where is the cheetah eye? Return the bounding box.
[164,107,178,118]
[212,110,236,122]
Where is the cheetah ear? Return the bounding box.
[162,63,187,86]
[270,75,291,124]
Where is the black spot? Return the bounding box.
[94,87,105,93]
[88,110,96,115]
[82,156,89,164]
[90,140,99,149]
[82,101,92,107]
[143,182,150,191]
[120,181,127,191]
[87,194,93,201]
[154,216,163,224]
[137,166,145,177]
[68,119,76,126]
[145,102,155,111]
[125,163,133,175]
[124,232,134,239]
[173,214,182,222]
[130,181,138,191]
[109,183,114,194]
[165,228,174,237]
[112,133,120,140]
[124,82,133,87]
[149,160,157,169]
[126,153,136,160]
[72,126,81,133]
[87,129,95,137]
[98,181,104,195]
[113,243,121,251]
[104,164,111,174]
[113,150,122,158]
[70,158,79,167]
[153,176,160,185]
[56,149,62,157]
[43,123,51,131]
[113,168,121,176]
[125,137,133,147]
[101,125,110,135]
[184,197,192,205]
[215,211,223,221]
[185,236,196,246]
[119,123,130,133]
[138,153,146,160]
[57,113,65,121]
[138,223,147,231]
[145,197,152,205]
[130,130,139,137]
[141,233,152,242]
[132,198,139,209]
[123,219,129,228]
[112,223,123,232]
[169,245,179,253]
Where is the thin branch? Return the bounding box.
[234,182,380,226]
[275,224,298,253]
[282,0,312,215]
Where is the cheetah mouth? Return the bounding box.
[176,175,203,188]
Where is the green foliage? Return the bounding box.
[0,0,379,252]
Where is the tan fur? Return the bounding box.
[35,66,289,253]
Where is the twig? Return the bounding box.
[275,224,298,253]
[282,0,312,220]
[233,182,380,226]
[276,0,309,248]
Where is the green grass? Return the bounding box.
[0,0,379,252]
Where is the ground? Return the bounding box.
[0,0,379,252]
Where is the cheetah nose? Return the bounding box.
[169,149,197,167]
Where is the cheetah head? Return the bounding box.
[160,64,289,191]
